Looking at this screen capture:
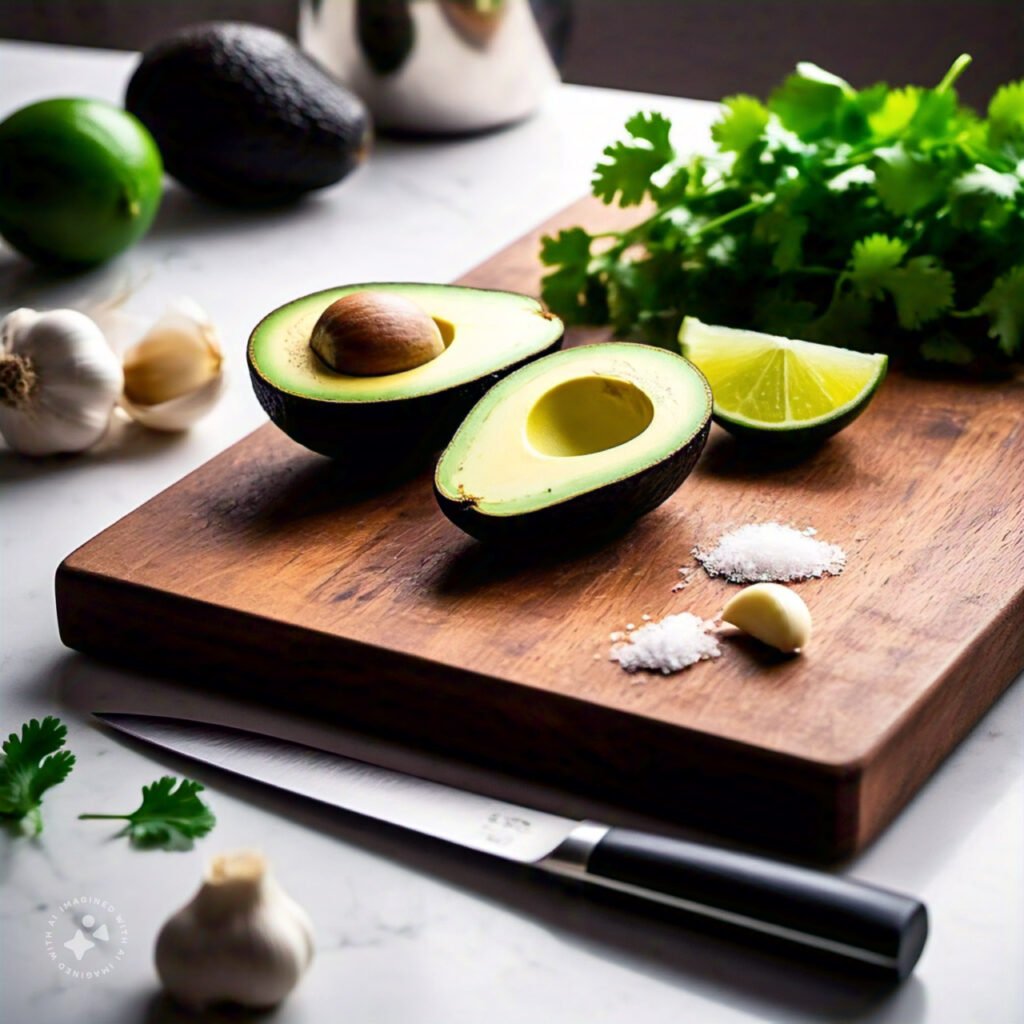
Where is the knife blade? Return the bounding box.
[95,712,927,979]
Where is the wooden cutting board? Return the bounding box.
[56,197,1024,862]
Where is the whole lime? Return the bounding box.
[0,98,164,266]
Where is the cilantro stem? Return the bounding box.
[936,53,972,94]
[691,195,774,237]
[78,813,130,820]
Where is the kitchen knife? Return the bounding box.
[95,712,927,978]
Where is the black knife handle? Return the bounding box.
[553,826,928,978]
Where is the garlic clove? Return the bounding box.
[120,299,224,430]
[1,307,43,348]
[155,848,314,1011]
[721,582,812,654]
[121,368,225,432]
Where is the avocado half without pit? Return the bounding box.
[434,343,713,544]
[248,283,564,468]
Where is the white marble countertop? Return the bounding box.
[1,39,1021,1024]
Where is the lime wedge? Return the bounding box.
[678,317,887,445]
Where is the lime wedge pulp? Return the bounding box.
[678,317,888,444]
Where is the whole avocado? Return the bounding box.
[125,22,371,205]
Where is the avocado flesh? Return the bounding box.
[435,343,712,541]
[248,283,564,464]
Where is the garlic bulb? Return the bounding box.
[0,308,124,456]
[155,849,314,1010]
[120,299,224,432]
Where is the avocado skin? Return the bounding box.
[125,22,371,205]
[435,417,712,546]
[248,335,564,468]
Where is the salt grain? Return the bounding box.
[610,613,721,675]
[694,522,846,583]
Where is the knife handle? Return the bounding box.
[541,825,927,978]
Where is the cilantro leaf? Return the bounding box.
[849,237,953,327]
[907,89,958,142]
[0,717,75,834]
[827,165,876,192]
[884,257,956,329]
[867,87,920,138]
[948,164,1019,227]
[951,164,1020,200]
[540,227,596,325]
[753,207,808,271]
[712,96,770,154]
[592,111,674,206]
[873,145,947,215]
[769,62,853,139]
[988,81,1024,149]
[848,234,909,298]
[80,776,216,850]
[974,266,1024,356]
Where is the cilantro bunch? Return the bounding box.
[541,55,1024,367]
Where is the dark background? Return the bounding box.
[1,1,1021,108]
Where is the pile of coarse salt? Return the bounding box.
[610,613,721,675]
[694,522,846,583]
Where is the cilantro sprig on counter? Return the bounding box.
[80,775,216,850]
[540,55,1024,367]
[0,716,216,848]
[0,716,76,834]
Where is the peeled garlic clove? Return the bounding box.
[721,582,811,654]
[155,849,314,1011]
[121,299,223,430]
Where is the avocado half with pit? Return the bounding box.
[248,283,564,466]
[435,343,713,544]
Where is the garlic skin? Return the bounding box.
[121,299,224,432]
[155,849,314,1011]
[0,308,124,456]
[123,370,225,432]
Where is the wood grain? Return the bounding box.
[56,197,1024,861]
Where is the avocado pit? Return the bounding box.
[310,290,447,376]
